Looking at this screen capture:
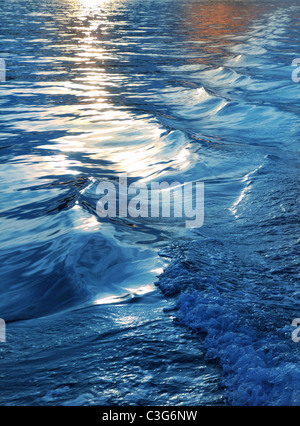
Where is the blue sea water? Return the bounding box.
[0,0,300,406]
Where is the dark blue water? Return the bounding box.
[0,0,299,405]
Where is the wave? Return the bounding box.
[157,154,300,406]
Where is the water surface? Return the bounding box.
[0,0,299,405]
